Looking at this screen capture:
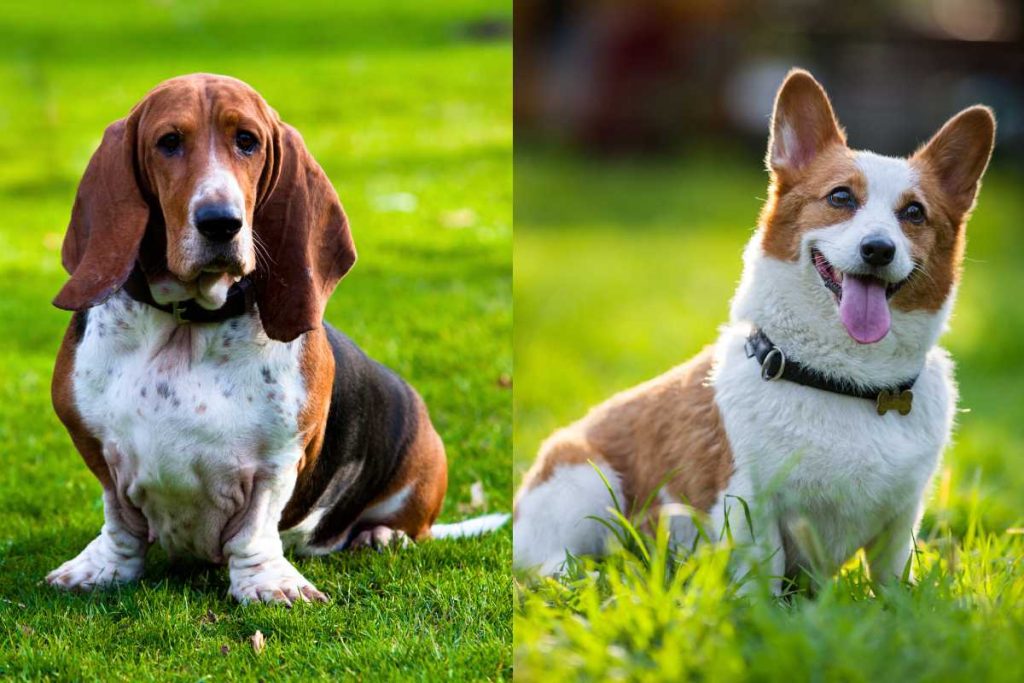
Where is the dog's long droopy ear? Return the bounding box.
[912,106,995,218]
[252,123,356,342]
[53,118,150,310]
[767,69,846,181]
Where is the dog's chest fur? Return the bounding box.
[72,292,307,561]
[712,324,956,570]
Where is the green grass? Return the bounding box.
[514,147,1024,681]
[0,1,511,680]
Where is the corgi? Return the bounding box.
[512,69,995,590]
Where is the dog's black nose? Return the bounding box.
[194,204,242,242]
[860,235,895,267]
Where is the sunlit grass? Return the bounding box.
[516,499,1024,682]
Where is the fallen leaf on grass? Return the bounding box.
[250,630,266,654]
[220,645,230,656]
[199,609,219,624]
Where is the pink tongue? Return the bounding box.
[839,275,891,344]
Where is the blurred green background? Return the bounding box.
[0,1,511,680]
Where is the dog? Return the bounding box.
[47,74,507,604]
[513,69,995,590]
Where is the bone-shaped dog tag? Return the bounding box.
[876,389,913,416]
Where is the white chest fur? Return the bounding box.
[711,323,956,571]
[72,292,307,562]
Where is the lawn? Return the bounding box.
[0,1,511,680]
[514,148,1024,681]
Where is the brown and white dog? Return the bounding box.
[513,70,995,590]
[48,74,507,604]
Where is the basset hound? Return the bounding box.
[47,74,507,605]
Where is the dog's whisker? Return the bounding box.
[251,232,275,273]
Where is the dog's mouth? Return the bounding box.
[150,268,243,311]
[811,248,908,345]
[198,246,250,276]
[200,260,245,278]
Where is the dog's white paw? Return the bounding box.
[229,557,328,606]
[350,525,410,550]
[47,535,144,591]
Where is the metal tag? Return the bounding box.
[876,389,913,416]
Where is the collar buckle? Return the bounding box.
[760,347,786,381]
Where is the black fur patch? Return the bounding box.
[72,310,89,343]
[279,323,417,546]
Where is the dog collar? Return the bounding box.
[744,327,917,416]
[122,266,254,325]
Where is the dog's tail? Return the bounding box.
[431,513,510,540]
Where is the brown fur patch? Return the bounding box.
[514,347,733,519]
[895,106,995,312]
[279,326,335,527]
[760,144,865,262]
[51,314,111,488]
[361,396,448,540]
[888,160,964,313]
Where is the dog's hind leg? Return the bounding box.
[513,429,624,575]
[346,395,448,550]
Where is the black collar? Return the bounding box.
[744,327,918,416]
[122,267,254,325]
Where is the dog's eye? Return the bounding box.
[235,131,258,155]
[826,187,856,209]
[156,132,183,156]
[899,202,926,224]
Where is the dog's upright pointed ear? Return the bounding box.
[767,69,846,182]
[912,105,995,218]
[252,123,356,342]
[53,117,150,311]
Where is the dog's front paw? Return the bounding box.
[229,557,328,606]
[47,535,145,591]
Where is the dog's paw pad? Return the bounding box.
[230,559,328,606]
[46,541,142,592]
